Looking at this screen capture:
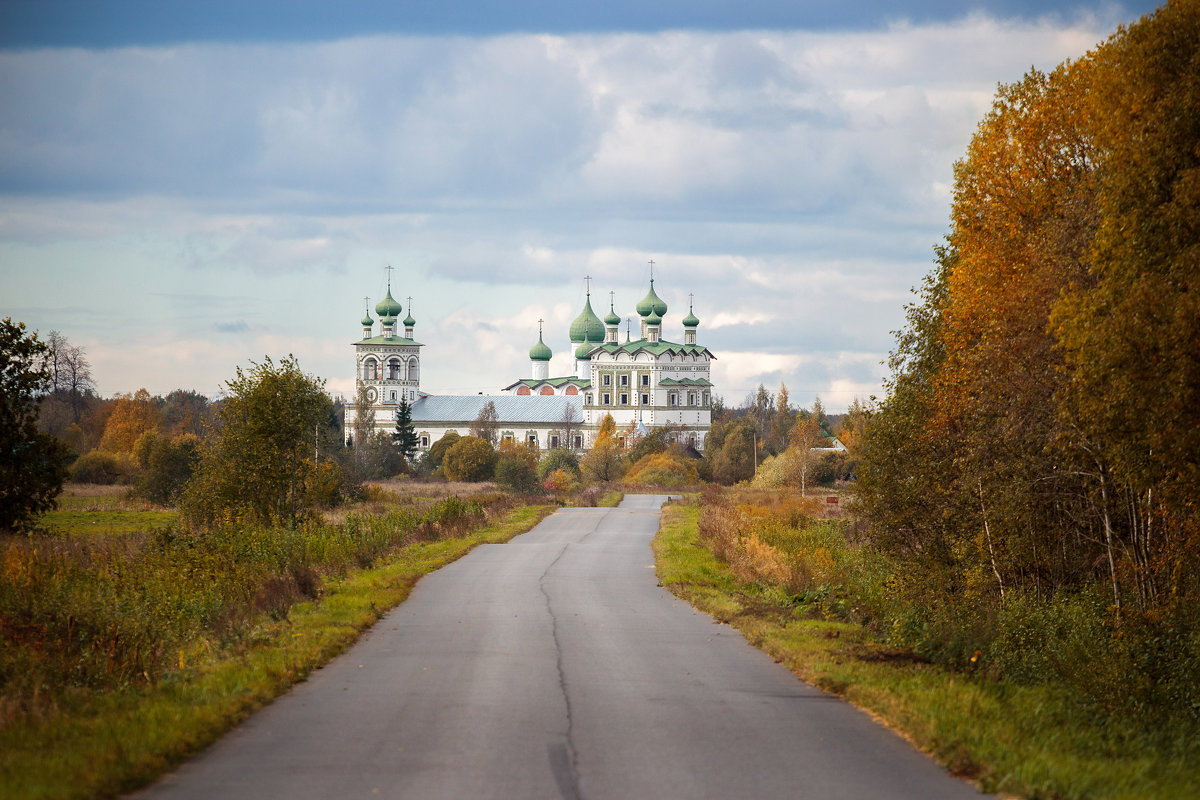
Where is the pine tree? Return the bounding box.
[392,396,419,462]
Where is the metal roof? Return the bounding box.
[411,394,583,425]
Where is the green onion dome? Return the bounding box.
[380,315,397,331]
[635,279,668,318]
[605,303,621,326]
[569,295,605,343]
[375,287,403,319]
[683,308,699,327]
[361,311,374,327]
[403,311,416,327]
[645,309,662,326]
[575,342,594,359]
[529,331,553,361]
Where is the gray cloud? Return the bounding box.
[0,18,1126,408]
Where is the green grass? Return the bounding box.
[37,510,179,536]
[1,503,554,800]
[653,500,1200,800]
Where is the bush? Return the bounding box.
[69,450,131,485]
[132,432,200,505]
[442,436,497,482]
[542,467,578,494]
[537,448,581,480]
[494,440,540,494]
[625,451,699,488]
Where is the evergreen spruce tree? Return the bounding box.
[392,396,419,463]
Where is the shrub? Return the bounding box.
[537,448,581,480]
[132,432,200,505]
[625,451,699,488]
[494,440,540,494]
[442,436,497,482]
[543,467,578,494]
[69,450,130,485]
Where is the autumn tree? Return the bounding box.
[790,413,826,496]
[494,439,540,493]
[557,403,581,449]
[442,435,497,482]
[0,319,72,530]
[709,421,755,485]
[470,401,500,445]
[132,430,200,505]
[581,414,625,482]
[182,356,333,526]
[99,389,163,453]
[767,382,795,453]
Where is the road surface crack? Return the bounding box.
[539,512,604,800]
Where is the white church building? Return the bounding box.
[344,272,715,452]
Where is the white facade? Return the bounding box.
[346,275,715,451]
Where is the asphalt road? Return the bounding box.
[133,494,985,799]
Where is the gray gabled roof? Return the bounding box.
[410,394,583,425]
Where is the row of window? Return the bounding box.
[362,356,419,382]
[600,373,652,388]
[592,391,710,407]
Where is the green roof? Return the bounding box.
[374,287,402,319]
[529,331,553,361]
[635,280,667,318]
[403,312,416,326]
[504,376,591,390]
[682,308,699,327]
[575,341,594,359]
[361,313,374,327]
[659,377,713,387]
[604,299,621,326]
[583,338,716,360]
[569,294,605,343]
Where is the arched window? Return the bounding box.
[363,358,378,380]
[408,358,419,382]
[387,358,402,380]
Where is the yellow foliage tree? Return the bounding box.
[99,388,162,453]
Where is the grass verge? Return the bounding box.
[652,500,1200,800]
[2,503,554,800]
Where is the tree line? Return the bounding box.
[854,0,1199,716]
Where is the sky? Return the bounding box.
[0,1,1160,410]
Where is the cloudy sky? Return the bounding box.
[0,1,1157,410]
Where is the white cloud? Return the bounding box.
[0,15,1125,412]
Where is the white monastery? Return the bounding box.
[344,271,716,452]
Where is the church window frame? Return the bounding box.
[585,393,593,405]
[602,392,611,405]
[602,373,611,387]
[573,435,583,449]
[640,374,649,387]
[669,393,677,406]
[619,393,629,405]
[549,434,560,449]
[387,358,402,380]
[641,393,649,405]
[619,374,629,387]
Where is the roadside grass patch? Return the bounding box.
[654,499,1200,800]
[1,502,553,800]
